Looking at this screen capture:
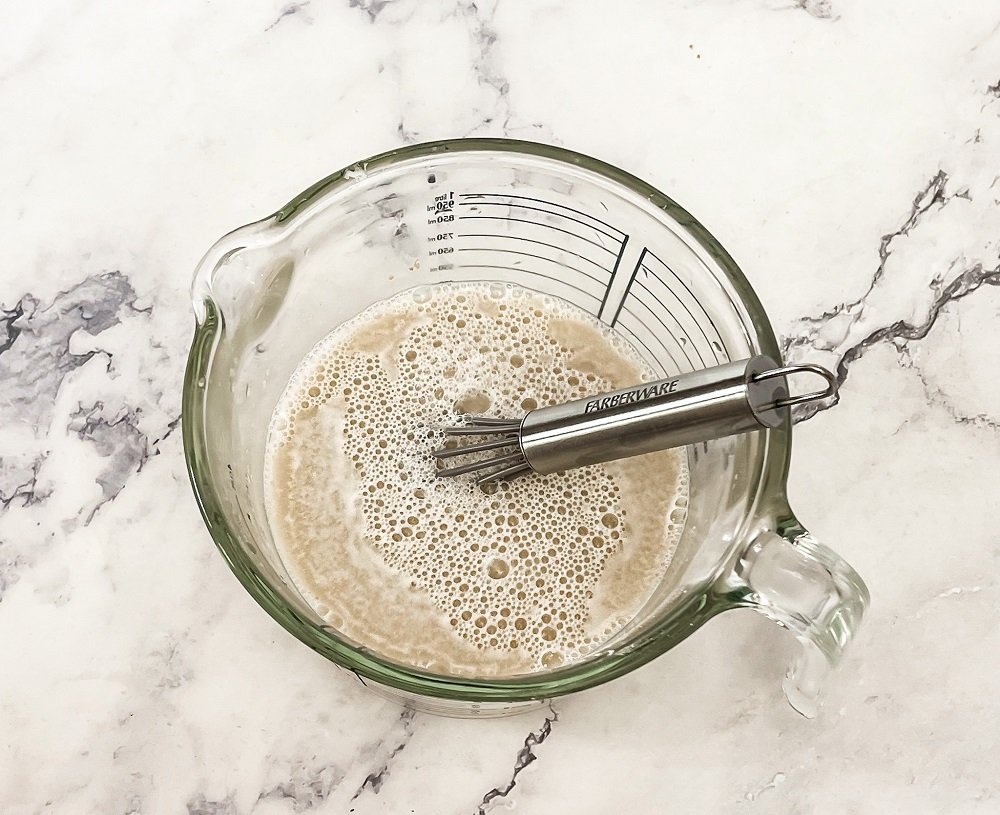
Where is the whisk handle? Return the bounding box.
[519,355,836,474]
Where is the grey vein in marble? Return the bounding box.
[475,703,559,815]
[831,260,998,374]
[0,273,138,433]
[0,272,138,511]
[258,762,346,811]
[392,0,516,142]
[786,172,954,348]
[0,269,181,604]
[351,708,416,800]
[187,794,238,815]
[0,539,25,603]
[265,2,313,32]
[899,347,1000,432]
[0,301,23,354]
[348,0,394,24]
[781,104,1000,424]
[460,0,509,111]
[68,402,149,522]
[791,0,838,21]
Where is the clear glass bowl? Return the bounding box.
[183,139,868,717]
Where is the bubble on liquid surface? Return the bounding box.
[487,558,510,579]
[454,389,492,415]
[265,281,688,675]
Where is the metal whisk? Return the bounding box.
[432,355,838,485]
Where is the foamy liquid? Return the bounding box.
[265,281,688,677]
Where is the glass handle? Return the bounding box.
[734,529,869,717]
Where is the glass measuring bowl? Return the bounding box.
[183,139,868,717]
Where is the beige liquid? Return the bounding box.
[265,281,688,677]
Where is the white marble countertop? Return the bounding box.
[3,1,999,812]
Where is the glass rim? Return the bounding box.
[182,137,791,702]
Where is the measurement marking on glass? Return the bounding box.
[458,234,614,273]
[601,241,646,327]
[625,285,699,371]
[424,190,459,271]
[616,303,684,373]
[633,278,705,369]
[457,248,608,287]
[455,217,619,255]
[615,322,671,378]
[457,202,621,243]
[598,236,630,321]
[642,249,730,362]
[459,193,626,238]
[458,246,604,286]
[634,274,709,368]
[423,188,731,376]
[453,264,603,305]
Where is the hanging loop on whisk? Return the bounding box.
[752,363,839,409]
